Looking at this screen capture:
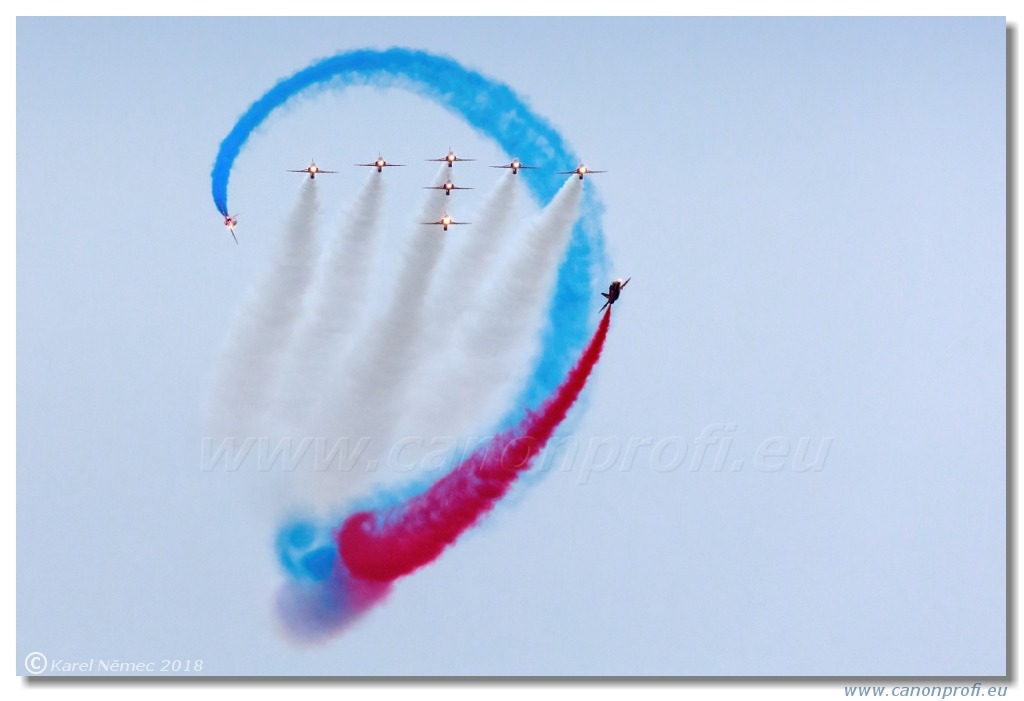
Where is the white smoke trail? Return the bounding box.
[206,179,322,438]
[273,174,385,430]
[418,171,519,351]
[300,168,452,504]
[402,177,583,446]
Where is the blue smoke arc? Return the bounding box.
[211,48,607,424]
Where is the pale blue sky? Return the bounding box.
[17,17,1005,676]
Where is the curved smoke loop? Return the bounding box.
[209,48,613,641]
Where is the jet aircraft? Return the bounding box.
[288,162,338,179]
[357,155,405,173]
[558,164,607,180]
[223,214,239,244]
[428,148,475,168]
[424,179,473,196]
[421,214,469,231]
[491,158,538,175]
[598,277,630,313]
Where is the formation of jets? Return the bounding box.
[231,148,625,312]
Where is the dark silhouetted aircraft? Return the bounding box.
[598,277,630,313]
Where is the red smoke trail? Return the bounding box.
[338,308,612,582]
